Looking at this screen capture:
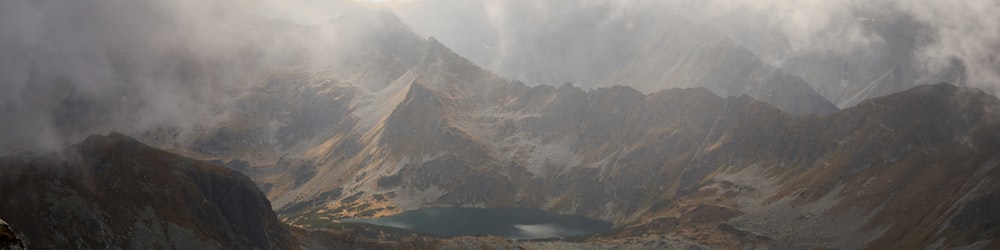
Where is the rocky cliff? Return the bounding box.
[0,133,297,249]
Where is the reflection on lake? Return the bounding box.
[342,207,613,239]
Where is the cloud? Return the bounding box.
[380,0,1000,101]
[698,0,999,85]
[693,0,1000,99]
[700,0,879,54]
[0,0,264,153]
[0,0,390,154]
[897,1,1000,92]
[2,0,997,153]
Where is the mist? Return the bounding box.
[0,0,260,153]
[0,0,394,154]
[382,0,1000,105]
[2,0,998,153]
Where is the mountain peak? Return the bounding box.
[79,132,135,147]
[855,82,998,112]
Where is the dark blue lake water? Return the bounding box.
[342,207,613,239]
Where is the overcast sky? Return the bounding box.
[1,0,997,153]
[375,0,998,90]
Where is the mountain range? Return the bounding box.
[1,1,999,249]
[172,20,1000,248]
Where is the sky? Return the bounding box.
[0,0,997,153]
[349,0,998,110]
[377,0,999,90]
[0,0,398,153]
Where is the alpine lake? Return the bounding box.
[342,207,613,239]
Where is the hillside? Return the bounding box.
[0,133,297,249]
[179,24,1000,247]
[2,0,999,249]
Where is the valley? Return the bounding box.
[1,0,999,249]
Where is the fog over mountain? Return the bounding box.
[1,0,262,152]
[1,0,997,152]
[0,0,398,153]
[2,0,1000,249]
[386,0,1000,106]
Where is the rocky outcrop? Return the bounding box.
[0,219,26,250]
[0,133,297,249]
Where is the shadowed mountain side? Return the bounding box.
[0,133,297,249]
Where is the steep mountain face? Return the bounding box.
[0,133,297,249]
